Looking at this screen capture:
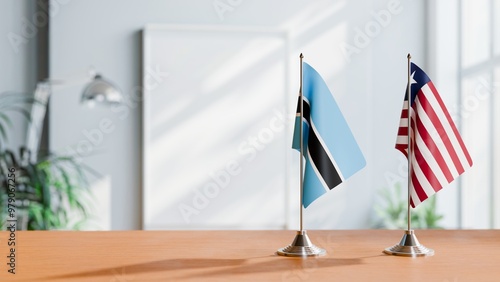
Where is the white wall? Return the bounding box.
[49,0,426,230]
[0,0,38,150]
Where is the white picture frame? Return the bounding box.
[142,24,291,230]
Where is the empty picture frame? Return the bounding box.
[142,24,291,229]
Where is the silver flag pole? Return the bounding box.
[277,53,326,257]
[383,54,434,257]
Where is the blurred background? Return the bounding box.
[0,0,498,230]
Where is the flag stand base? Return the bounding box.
[383,230,434,257]
[277,230,326,257]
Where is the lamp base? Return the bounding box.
[383,230,434,257]
[277,230,326,257]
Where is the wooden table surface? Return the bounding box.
[0,229,499,281]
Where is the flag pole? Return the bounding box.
[299,53,304,232]
[383,53,434,257]
[277,53,325,257]
[406,53,412,232]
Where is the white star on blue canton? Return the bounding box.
[410,71,417,85]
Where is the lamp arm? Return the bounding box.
[25,68,121,160]
[25,82,51,162]
[25,67,96,160]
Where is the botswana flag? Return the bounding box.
[293,62,366,208]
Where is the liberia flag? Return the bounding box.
[293,62,365,208]
[396,62,473,208]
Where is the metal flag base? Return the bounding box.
[383,230,434,257]
[277,230,326,257]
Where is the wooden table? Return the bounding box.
[0,230,499,281]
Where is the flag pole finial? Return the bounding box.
[407,53,411,60]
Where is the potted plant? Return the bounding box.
[0,92,94,230]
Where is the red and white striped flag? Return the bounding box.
[396,63,473,208]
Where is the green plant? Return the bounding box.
[0,148,93,230]
[373,182,444,229]
[0,92,94,230]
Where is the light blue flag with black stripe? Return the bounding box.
[293,62,366,208]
